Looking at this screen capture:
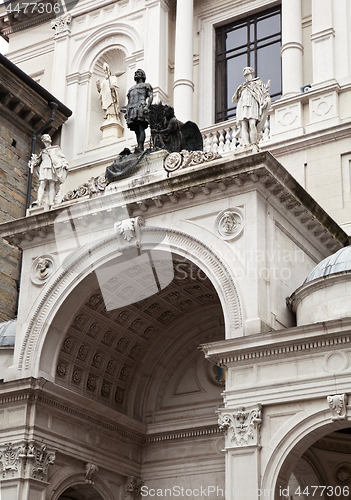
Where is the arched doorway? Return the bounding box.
[272,418,351,500]
[281,425,351,500]
[57,483,104,500]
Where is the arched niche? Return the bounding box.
[65,23,143,155]
[261,406,351,499]
[17,227,242,380]
[89,47,128,149]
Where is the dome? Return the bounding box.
[304,245,351,284]
[0,319,16,346]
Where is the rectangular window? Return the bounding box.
[215,6,282,123]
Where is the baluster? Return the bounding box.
[212,130,219,153]
[224,127,231,153]
[218,129,225,154]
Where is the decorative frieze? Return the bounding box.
[62,173,108,202]
[327,394,348,421]
[164,150,221,172]
[217,405,262,447]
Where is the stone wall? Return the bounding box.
[0,119,32,321]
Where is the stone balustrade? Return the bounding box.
[201,115,271,154]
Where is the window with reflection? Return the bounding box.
[215,6,282,123]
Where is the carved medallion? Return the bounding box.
[215,209,244,240]
[31,255,55,285]
[334,463,351,485]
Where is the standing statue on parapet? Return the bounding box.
[29,134,68,207]
[232,67,271,146]
[96,62,121,124]
[125,69,153,153]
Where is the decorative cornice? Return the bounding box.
[202,318,351,367]
[144,426,220,443]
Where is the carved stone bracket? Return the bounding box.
[62,173,108,202]
[217,405,262,448]
[327,394,348,420]
[125,475,142,500]
[0,441,55,481]
[114,217,144,249]
[164,150,221,172]
[84,462,99,484]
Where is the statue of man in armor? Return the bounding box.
[29,134,68,207]
[125,69,153,153]
[232,67,271,146]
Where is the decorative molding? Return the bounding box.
[31,443,56,481]
[334,463,351,485]
[204,332,351,367]
[144,426,220,443]
[0,441,55,481]
[217,405,262,447]
[125,476,142,500]
[327,394,348,421]
[115,217,144,246]
[164,150,221,172]
[31,255,55,285]
[51,14,72,35]
[62,174,108,202]
[215,209,244,241]
[84,462,99,484]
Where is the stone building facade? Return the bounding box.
[1,0,351,500]
[0,54,71,321]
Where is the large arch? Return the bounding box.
[16,226,242,378]
[261,403,351,499]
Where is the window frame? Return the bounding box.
[215,5,282,123]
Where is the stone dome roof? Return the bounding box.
[0,319,16,346]
[305,245,351,284]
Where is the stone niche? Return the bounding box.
[88,47,128,150]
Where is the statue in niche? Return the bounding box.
[232,67,271,146]
[96,62,122,124]
[29,134,68,207]
[149,102,203,153]
[125,69,153,153]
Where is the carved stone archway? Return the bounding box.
[16,224,242,378]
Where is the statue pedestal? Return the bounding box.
[100,118,124,143]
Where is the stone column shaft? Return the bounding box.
[281,0,303,95]
[173,0,194,122]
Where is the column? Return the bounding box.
[311,0,335,84]
[218,405,262,500]
[281,0,303,96]
[144,0,169,103]
[173,0,194,122]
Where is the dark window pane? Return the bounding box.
[226,25,247,51]
[257,13,280,40]
[256,43,281,97]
